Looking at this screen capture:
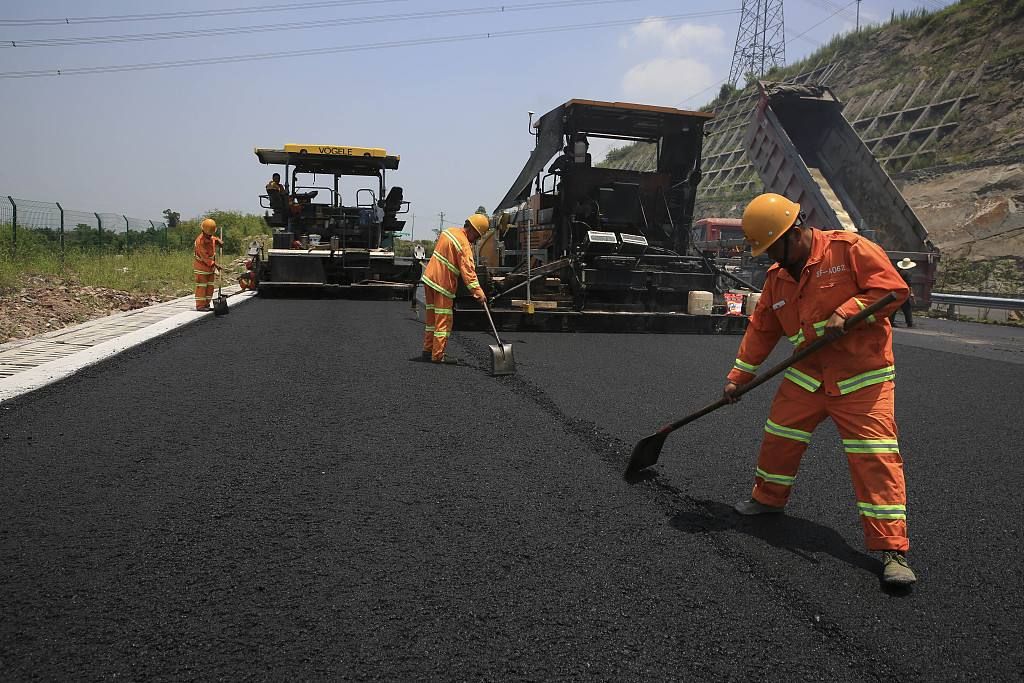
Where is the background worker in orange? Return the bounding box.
[724,193,916,587]
[193,218,222,311]
[421,214,488,364]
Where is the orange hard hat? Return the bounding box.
[201,218,217,235]
[742,193,800,257]
[465,213,490,236]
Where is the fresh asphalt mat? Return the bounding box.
[1,300,1020,679]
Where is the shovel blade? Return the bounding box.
[213,298,229,316]
[623,431,669,478]
[488,343,515,376]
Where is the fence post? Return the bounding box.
[95,212,103,247]
[123,215,130,251]
[56,202,65,267]
[7,196,15,258]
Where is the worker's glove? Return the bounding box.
[722,381,741,404]
[473,290,487,304]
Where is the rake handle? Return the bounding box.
[658,292,897,435]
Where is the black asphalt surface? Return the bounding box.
[1,300,1022,680]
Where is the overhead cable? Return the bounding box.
[0,10,740,80]
[1,0,643,49]
[0,0,409,27]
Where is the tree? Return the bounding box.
[163,209,180,228]
[475,205,488,215]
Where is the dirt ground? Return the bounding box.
[0,275,175,344]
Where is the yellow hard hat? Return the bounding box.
[465,213,490,236]
[201,218,217,235]
[742,193,800,257]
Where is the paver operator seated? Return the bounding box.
[193,218,222,311]
[420,214,488,364]
[724,193,916,587]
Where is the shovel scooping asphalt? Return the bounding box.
[624,292,897,478]
[482,298,515,376]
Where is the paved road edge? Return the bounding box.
[0,292,257,404]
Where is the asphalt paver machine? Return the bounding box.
[465,100,750,333]
[254,144,420,298]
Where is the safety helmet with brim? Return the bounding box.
[465,213,490,236]
[742,193,801,257]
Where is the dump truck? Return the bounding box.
[744,82,939,305]
[253,144,420,297]
[458,99,752,334]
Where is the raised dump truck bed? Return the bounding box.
[744,82,939,305]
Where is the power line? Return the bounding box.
[0,0,408,27]
[1,0,643,49]
[0,10,740,80]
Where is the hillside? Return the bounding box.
[603,0,1024,281]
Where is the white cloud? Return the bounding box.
[621,17,727,56]
[621,57,716,108]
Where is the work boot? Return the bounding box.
[882,551,917,586]
[734,498,785,516]
[421,351,432,361]
[432,356,460,365]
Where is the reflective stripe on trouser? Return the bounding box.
[751,377,908,552]
[194,266,214,310]
[424,288,454,361]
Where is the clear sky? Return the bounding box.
[0,0,953,235]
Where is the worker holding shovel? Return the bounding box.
[724,193,916,587]
[420,214,488,365]
[193,218,222,311]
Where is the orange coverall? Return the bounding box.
[421,227,482,361]
[193,232,222,311]
[727,229,911,551]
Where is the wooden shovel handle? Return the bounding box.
[661,292,898,434]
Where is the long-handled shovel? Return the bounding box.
[213,226,230,317]
[624,292,897,477]
[482,298,515,376]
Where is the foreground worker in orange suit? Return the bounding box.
[420,214,488,364]
[725,193,916,587]
[193,218,222,311]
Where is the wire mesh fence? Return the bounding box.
[0,195,170,260]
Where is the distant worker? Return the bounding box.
[723,193,916,587]
[420,214,488,364]
[266,172,286,195]
[891,258,916,328]
[193,218,222,311]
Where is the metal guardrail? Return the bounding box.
[930,292,1024,310]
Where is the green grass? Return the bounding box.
[0,246,241,297]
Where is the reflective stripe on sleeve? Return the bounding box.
[787,329,806,346]
[755,467,796,486]
[733,358,760,374]
[764,418,812,444]
[784,367,822,392]
[837,365,895,394]
[854,297,878,324]
[433,307,453,315]
[857,501,906,520]
[467,281,481,289]
[842,437,900,454]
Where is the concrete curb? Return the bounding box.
[0,291,257,404]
